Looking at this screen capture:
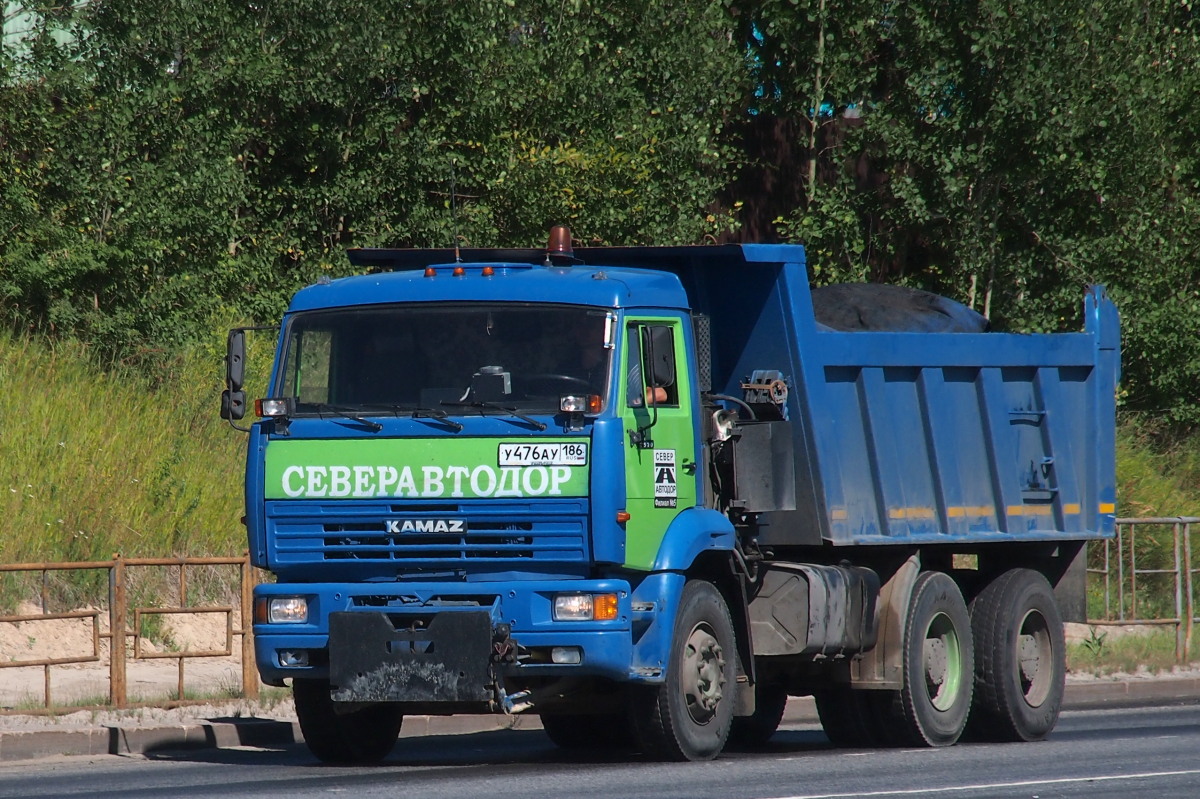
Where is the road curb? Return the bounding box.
[0,718,304,762]
[1,677,1197,762]
[1063,676,1200,708]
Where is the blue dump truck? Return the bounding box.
[221,228,1119,762]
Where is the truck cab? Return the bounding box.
[229,231,751,762]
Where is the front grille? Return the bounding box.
[267,499,589,565]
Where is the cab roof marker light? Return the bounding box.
[423,266,437,277]
[547,225,573,257]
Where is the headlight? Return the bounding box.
[258,596,308,624]
[553,593,618,621]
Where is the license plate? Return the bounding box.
[498,442,589,466]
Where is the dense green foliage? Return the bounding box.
[2,1,1200,420]
[2,0,742,354]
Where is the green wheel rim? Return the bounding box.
[922,611,963,712]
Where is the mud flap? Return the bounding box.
[328,611,493,703]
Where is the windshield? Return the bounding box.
[277,303,613,414]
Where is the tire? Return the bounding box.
[814,687,893,748]
[293,678,404,764]
[629,580,737,761]
[967,568,1066,742]
[541,713,630,750]
[891,571,974,747]
[728,681,789,748]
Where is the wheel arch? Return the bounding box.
[649,507,737,573]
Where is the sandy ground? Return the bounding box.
[1,601,254,721]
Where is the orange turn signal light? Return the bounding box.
[616,510,631,524]
[593,593,619,621]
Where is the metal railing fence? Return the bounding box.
[1086,517,1197,663]
[0,554,258,715]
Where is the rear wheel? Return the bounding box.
[890,571,973,747]
[968,568,1066,741]
[629,580,737,761]
[293,678,404,764]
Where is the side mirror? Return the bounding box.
[221,389,246,421]
[219,324,278,432]
[226,329,246,392]
[642,326,676,389]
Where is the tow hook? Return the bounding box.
[495,687,533,714]
[489,623,533,713]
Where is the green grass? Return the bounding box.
[0,330,247,610]
[1067,625,1194,677]
[1086,418,1200,622]
[1115,418,1200,518]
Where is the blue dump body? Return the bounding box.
[562,243,1119,548]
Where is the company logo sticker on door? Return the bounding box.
[653,449,677,508]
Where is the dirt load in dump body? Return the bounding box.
[812,283,990,333]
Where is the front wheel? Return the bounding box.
[630,580,737,761]
[968,568,1066,741]
[891,571,974,747]
[293,678,404,764]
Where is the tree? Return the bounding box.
[733,0,1200,421]
[1,0,747,355]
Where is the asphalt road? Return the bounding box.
[0,702,1197,799]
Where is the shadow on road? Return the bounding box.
[142,726,835,769]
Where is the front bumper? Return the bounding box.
[253,580,637,692]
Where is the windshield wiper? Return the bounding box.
[409,406,465,432]
[355,403,465,432]
[440,400,547,431]
[314,404,383,432]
